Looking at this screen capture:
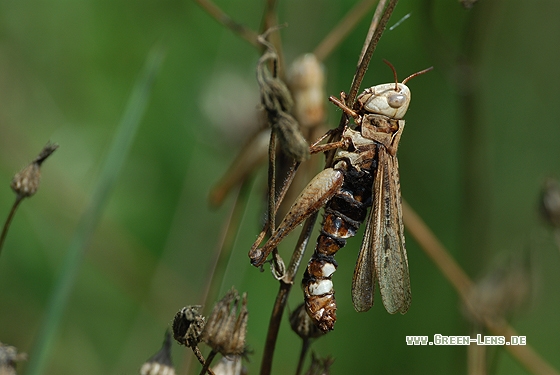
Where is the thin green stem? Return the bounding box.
[24,45,164,375]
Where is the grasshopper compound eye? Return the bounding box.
[387,93,407,109]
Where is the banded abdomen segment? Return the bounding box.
[302,164,374,331]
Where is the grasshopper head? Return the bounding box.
[355,61,432,120]
[356,83,411,120]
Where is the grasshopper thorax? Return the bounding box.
[356,82,411,120]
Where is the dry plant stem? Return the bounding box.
[468,325,486,375]
[267,131,283,271]
[199,349,218,375]
[347,0,396,106]
[250,161,301,256]
[193,0,260,48]
[402,200,559,375]
[0,195,23,257]
[295,338,311,375]
[258,0,285,79]
[268,131,277,234]
[313,0,379,62]
[191,346,216,375]
[358,0,386,67]
[259,212,318,375]
[261,0,278,33]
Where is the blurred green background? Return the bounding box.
[1,0,560,374]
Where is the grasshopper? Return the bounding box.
[250,61,432,331]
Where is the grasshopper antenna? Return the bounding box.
[383,59,399,91]
[402,66,434,85]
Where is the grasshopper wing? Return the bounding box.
[373,147,411,314]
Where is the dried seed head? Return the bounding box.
[140,331,175,375]
[211,355,247,375]
[304,352,334,375]
[202,288,248,356]
[10,142,58,198]
[11,163,40,198]
[0,342,26,375]
[540,178,560,228]
[464,250,532,324]
[172,306,205,348]
[289,303,324,340]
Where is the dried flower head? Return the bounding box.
[465,250,532,324]
[0,342,26,375]
[305,352,333,375]
[10,142,58,198]
[172,306,205,348]
[140,331,175,375]
[289,303,324,340]
[202,288,248,356]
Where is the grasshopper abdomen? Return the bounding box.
[302,155,375,331]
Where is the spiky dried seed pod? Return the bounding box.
[289,303,324,340]
[305,352,334,375]
[10,142,58,198]
[140,331,175,375]
[172,306,205,348]
[202,288,248,356]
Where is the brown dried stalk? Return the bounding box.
[193,0,260,48]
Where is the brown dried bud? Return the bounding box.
[11,163,40,198]
[202,288,248,356]
[10,143,58,198]
[0,342,26,375]
[304,352,334,375]
[289,303,324,340]
[172,306,205,348]
[288,54,326,128]
[540,178,560,228]
[140,331,175,375]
